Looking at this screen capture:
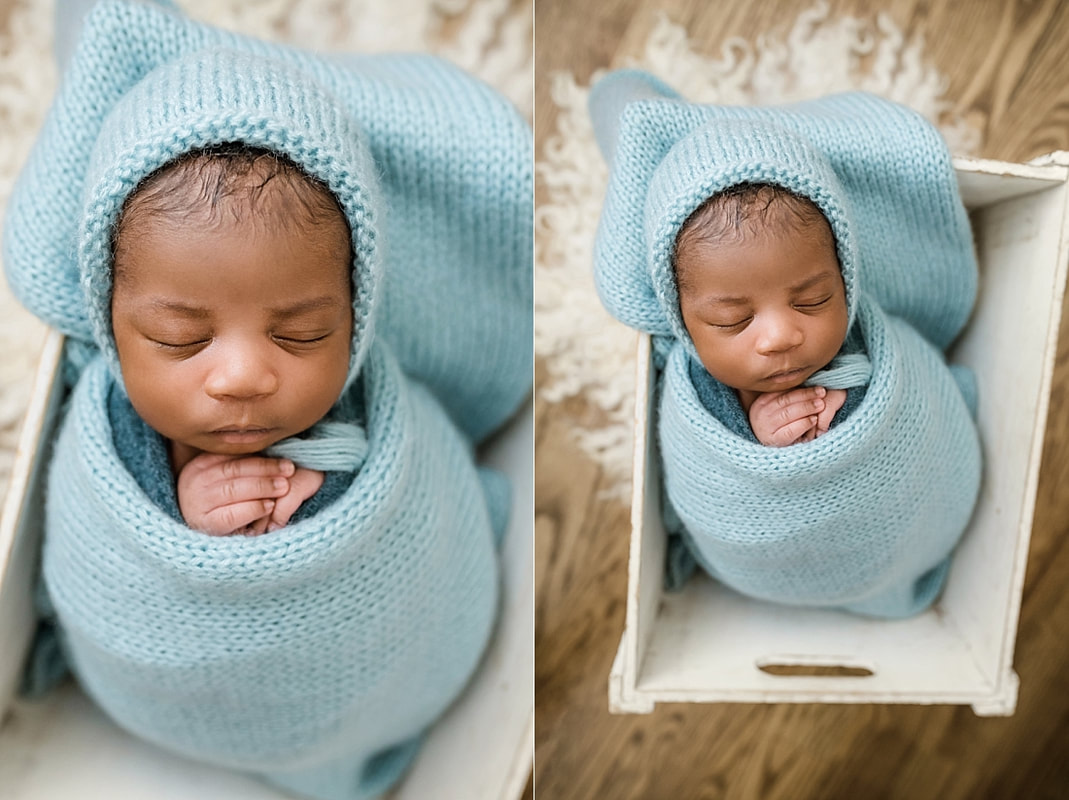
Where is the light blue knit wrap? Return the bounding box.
[42,340,499,798]
[659,295,981,617]
[590,72,982,617]
[4,0,532,443]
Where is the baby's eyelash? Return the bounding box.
[711,317,751,330]
[273,333,332,346]
[795,296,831,309]
[150,337,209,351]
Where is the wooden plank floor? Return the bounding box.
[534,1,1069,798]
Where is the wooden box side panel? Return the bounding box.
[0,331,64,721]
[624,333,666,691]
[943,179,1069,682]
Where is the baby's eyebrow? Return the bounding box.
[144,298,210,318]
[269,295,348,318]
[700,294,750,306]
[790,271,838,293]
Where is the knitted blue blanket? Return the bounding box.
[43,341,499,799]
[590,71,982,617]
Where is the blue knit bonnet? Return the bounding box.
[644,118,860,352]
[590,70,978,354]
[2,0,382,396]
[79,47,381,392]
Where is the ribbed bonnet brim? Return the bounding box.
[644,118,859,355]
[79,47,383,391]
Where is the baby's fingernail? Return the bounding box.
[273,477,288,490]
[279,460,295,475]
[810,416,818,424]
[815,399,825,410]
[815,387,826,397]
[264,500,275,511]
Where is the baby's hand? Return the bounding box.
[263,466,324,532]
[177,453,308,536]
[748,386,829,446]
[814,388,847,435]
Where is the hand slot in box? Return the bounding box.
[756,657,875,678]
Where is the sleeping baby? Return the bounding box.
[590,70,981,619]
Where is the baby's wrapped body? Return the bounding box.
[45,341,498,797]
[659,294,980,617]
[591,72,982,618]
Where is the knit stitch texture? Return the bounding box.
[660,296,980,616]
[43,341,499,798]
[590,70,982,617]
[4,0,533,444]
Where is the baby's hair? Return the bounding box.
[112,142,351,278]
[673,183,835,291]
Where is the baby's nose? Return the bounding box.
[203,344,280,400]
[755,314,805,354]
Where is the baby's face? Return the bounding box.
[111,209,352,465]
[676,223,848,398]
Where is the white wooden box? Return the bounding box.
[609,154,1069,717]
[0,329,532,799]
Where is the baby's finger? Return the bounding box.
[217,457,296,480]
[816,405,836,432]
[767,385,825,407]
[204,475,290,509]
[771,415,819,447]
[771,395,825,426]
[266,469,325,532]
[266,492,303,532]
[816,389,847,432]
[201,499,277,536]
[245,514,272,536]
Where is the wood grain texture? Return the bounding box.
[534,1,1069,798]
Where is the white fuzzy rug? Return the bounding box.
[0,0,531,507]
[534,2,983,499]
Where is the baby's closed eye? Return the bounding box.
[146,333,212,353]
[709,316,752,330]
[793,295,832,309]
[271,328,340,349]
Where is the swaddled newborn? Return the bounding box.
[40,142,502,799]
[589,70,982,618]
